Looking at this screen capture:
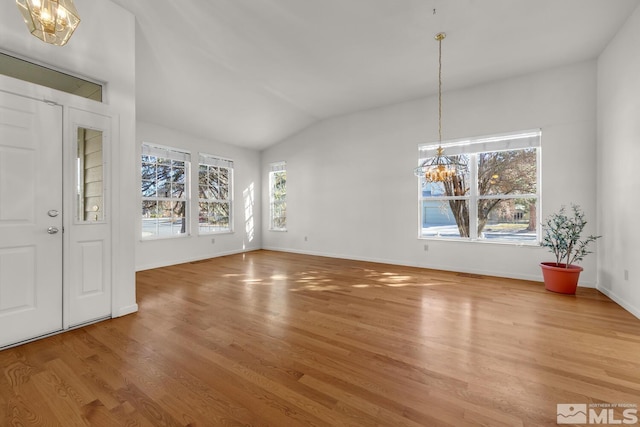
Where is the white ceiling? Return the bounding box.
[108,0,639,150]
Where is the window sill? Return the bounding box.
[141,234,190,242]
[418,236,540,247]
[198,230,234,236]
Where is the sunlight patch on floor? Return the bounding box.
[242,278,263,283]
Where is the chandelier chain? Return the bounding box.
[438,34,443,144]
[413,31,457,182]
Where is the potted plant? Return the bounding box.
[540,204,600,294]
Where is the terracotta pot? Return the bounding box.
[540,262,583,294]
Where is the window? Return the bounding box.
[269,162,287,231]
[198,154,233,233]
[0,52,103,101]
[76,127,104,222]
[418,130,541,244]
[141,144,189,239]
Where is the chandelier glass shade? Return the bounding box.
[414,32,459,182]
[16,0,80,46]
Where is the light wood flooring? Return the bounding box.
[1,250,640,426]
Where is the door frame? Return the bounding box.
[0,73,119,333]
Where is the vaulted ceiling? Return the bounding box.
[109,0,639,150]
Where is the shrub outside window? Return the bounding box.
[141,143,189,239]
[418,130,541,244]
[199,154,233,234]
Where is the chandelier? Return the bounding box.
[16,0,81,46]
[414,32,458,182]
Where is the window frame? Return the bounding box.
[141,143,190,240]
[198,154,234,235]
[418,130,541,245]
[268,161,287,231]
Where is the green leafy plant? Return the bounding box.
[541,204,600,268]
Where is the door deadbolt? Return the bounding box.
[47,210,59,217]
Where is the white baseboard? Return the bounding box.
[113,303,138,317]
[596,285,640,320]
[135,248,257,271]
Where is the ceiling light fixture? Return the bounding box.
[16,0,80,46]
[414,32,458,182]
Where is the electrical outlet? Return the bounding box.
[304,236,308,242]
[624,269,629,281]
[424,244,429,251]
[211,238,215,244]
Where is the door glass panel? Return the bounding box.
[77,127,104,222]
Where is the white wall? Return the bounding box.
[262,60,599,285]
[135,121,262,271]
[597,6,640,317]
[0,0,137,317]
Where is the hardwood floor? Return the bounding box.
[1,250,640,426]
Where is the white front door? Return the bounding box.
[0,91,63,348]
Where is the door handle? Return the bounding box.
[47,226,59,234]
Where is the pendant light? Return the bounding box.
[16,0,81,47]
[414,32,458,182]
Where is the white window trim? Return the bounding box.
[418,130,541,245]
[198,153,234,235]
